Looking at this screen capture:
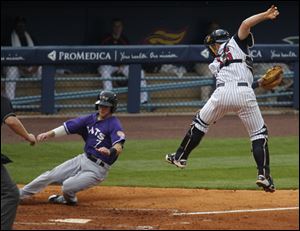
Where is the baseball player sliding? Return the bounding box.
[19,91,126,205]
[166,5,280,193]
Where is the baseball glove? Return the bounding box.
[260,65,283,90]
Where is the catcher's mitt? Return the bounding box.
[260,65,283,90]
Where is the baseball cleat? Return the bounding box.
[165,153,187,169]
[48,194,77,206]
[256,175,275,193]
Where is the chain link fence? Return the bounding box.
[1,61,295,115]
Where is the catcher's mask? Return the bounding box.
[204,29,230,57]
[95,90,118,113]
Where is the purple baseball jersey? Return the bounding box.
[63,113,125,165]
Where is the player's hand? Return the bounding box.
[37,132,49,142]
[95,147,110,156]
[27,133,37,146]
[265,5,279,20]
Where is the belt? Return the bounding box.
[85,153,109,168]
[216,82,248,88]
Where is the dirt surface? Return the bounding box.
[2,114,299,230]
[15,186,299,230]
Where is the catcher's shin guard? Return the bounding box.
[175,124,205,161]
[252,137,270,177]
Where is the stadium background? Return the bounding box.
[1,1,299,45]
[1,1,299,230]
[1,1,299,115]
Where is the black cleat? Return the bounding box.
[165,153,187,169]
[48,194,77,206]
[256,175,275,193]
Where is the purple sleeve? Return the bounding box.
[63,115,90,135]
[110,118,126,146]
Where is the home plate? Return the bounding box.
[49,219,91,224]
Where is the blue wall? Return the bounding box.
[1,1,299,46]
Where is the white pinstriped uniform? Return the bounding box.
[195,34,266,141]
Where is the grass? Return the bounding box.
[2,137,298,190]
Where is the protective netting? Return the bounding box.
[1,62,295,115]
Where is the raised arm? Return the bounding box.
[238,5,279,40]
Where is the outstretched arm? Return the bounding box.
[37,125,67,142]
[238,5,279,40]
[5,116,36,145]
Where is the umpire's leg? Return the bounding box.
[1,164,20,230]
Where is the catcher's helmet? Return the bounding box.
[204,29,230,57]
[95,90,118,113]
[204,29,230,45]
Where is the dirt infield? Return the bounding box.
[2,114,299,230]
[15,186,299,230]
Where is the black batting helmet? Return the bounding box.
[95,90,118,113]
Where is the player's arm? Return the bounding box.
[4,116,36,145]
[111,142,123,156]
[37,125,67,142]
[95,142,124,157]
[238,5,279,40]
[252,79,262,89]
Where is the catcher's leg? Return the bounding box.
[166,90,227,168]
[239,103,275,192]
[251,126,275,192]
[177,123,205,158]
[251,125,270,177]
[166,123,205,168]
[166,111,211,168]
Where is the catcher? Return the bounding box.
[166,5,281,193]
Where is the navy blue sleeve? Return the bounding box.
[64,114,91,135]
[233,33,254,54]
[110,117,126,146]
[1,96,16,124]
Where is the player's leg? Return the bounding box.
[97,65,115,90]
[166,122,206,168]
[140,70,148,104]
[238,97,275,192]
[49,154,108,205]
[5,66,20,100]
[166,88,227,168]
[34,66,42,78]
[20,154,82,199]
[1,164,20,230]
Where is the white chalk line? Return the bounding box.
[49,218,91,224]
[15,222,57,225]
[173,206,299,216]
[101,207,178,212]
[15,207,299,227]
